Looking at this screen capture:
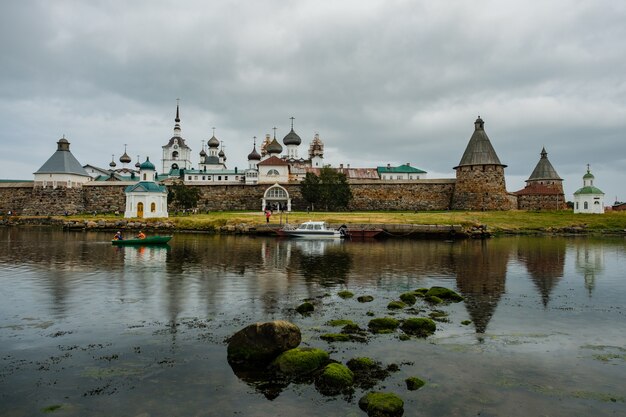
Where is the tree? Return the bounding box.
[168,181,200,212]
[300,167,352,211]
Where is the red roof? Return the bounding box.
[257,156,290,166]
[514,183,563,196]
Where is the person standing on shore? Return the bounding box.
[265,210,271,223]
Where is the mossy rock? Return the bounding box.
[399,292,417,305]
[41,404,63,413]
[272,347,329,375]
[428,310,448,318]
[366,311,375,317]
[400,318,436,337]
[296,302,315,315]
[461,320,472,326]
[413,288,429,297]
[387,300,406,310]
[425,286,464,302]
[320,333,351,342]
[337,290,354,299]
[368,317,400,333]
[316,363,354,395]
[358,295,375,303]
[425,295,443,304]
[405,376,425,390]
[326,319,356,327]
[227,320,301,364]
[358,392,404,417]
[346,357,377,371]
[341,323,363,334]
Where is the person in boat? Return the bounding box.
[113,231,124,241]
[136,230,146,239]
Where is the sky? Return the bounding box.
[1,0,625,203]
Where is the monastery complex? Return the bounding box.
[0,104,605,216]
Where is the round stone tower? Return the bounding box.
[451,117,511,210]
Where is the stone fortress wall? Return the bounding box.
[1,180,463,215]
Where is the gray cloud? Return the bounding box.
[1,0,625,201]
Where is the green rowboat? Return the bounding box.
[111,236,172,245]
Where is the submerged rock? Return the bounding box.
[337,290,354,299]
[272,347,329,376]
[400,318,436,337]
[368,317,400,334]
[320,333,351,342]
[226,320,301,364]
[387,301,407,310]
[399,292,417,305]
[358,392,404,417]
[326,319,356,327]
[425,286,464,302]
[405,376,425,391]
[296,302,315,315]
[358,295,375,303]
[316,363,354,395]
[346,357,392,389]
[425,295,443,304]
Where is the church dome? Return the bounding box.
[135,161,141,168]
[283,128,301,146]
[119,152,131,164]
[218,149,225,157]
[248,145,261,161]
[140,157,155,171]
[109,159,116,168]
[208,135,220,148]
[199,149,206,157]
[267,138,283,154]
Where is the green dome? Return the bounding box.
[574,186,604,195]
[140,157,155,171]
[582,172,594,180]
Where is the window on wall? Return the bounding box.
[576,202,579,209]
[266,187,287,199]
[151,202,156,212]
[267,169,280,176]
[584,201,588,209]
[172,151,179,159]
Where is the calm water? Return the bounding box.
[0,228,624,417]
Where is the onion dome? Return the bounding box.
[218,149,225,158]
[199,148,207,157]
[283,128,301,146]
[109,155,116,168]
[248,143,261,161]
[119,145,131,164]
[140,157,155,171]
[135,161,141,168]
[266,138,283,154]
[208,135,220,148]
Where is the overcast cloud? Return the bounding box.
[1,0,625,202]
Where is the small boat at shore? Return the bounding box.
[111,236,172,245]
[276,221,346,239]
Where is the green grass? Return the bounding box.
[52,210,626,234]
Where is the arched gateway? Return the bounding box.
[262,184,291,212]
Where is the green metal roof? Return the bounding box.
[125,181,167,193]
[377,165,426,174]
[573,186,604,195]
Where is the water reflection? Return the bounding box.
[575,241,604,295]
[516,238,565,306]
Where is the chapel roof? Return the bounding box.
[35,137,91,177]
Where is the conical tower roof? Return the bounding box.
[35,136,90,177]
[527,147,561,182]
[454,117,506,169]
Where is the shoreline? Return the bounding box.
[2,212,626,238]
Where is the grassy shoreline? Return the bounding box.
[46,210,626,235]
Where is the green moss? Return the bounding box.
[41,404,63,413]
[337,290,354,299]
[428,310,448,318]
[425,286,464,302]
[358,295,375,303]
[296,302,315,315]
[341,323,363,333]
[405,376,425,390]
[318,363,354,388]
[272,348,329,375]
[358,392,404,417]
[425,295,443,304]
[326,319,356,327]
[366,311,375,316]
[368,317,400,333]
[461,320,472,326]
[414,288,429,296]
[346,357,376,371]
[398,334,411,341]
[401,318,436,337]
[399,292,417,305]
[387,300,407,310]
[320,333,351,342]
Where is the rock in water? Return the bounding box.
[227,320,301,364]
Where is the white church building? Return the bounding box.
[573,165,604,214]
[124,157,168,218]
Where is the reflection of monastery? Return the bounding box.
[0,103,604,216]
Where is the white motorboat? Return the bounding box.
[276,221,346,239]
